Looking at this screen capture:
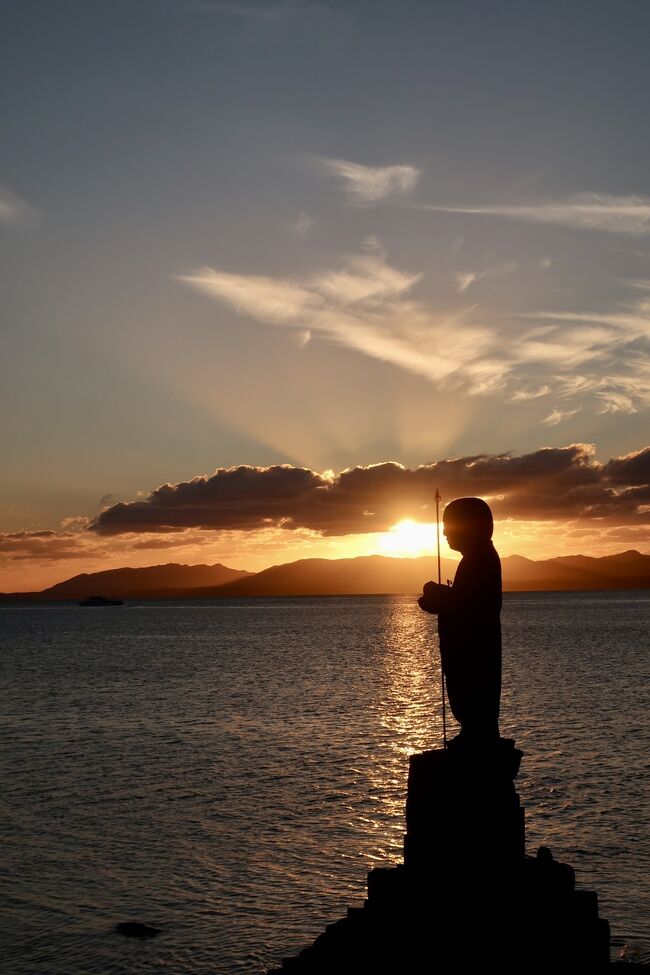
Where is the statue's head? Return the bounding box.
[443,497,493,553]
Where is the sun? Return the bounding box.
[378,519,440,558]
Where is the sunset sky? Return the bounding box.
[2,0,650,591]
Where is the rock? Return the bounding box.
[115,921,160,938]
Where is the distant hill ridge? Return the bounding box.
[1,550,649,602]
[0,561,252,601]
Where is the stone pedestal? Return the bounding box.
[267,738,611,973]
[404,737,525,873]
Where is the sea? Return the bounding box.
[1,591,648,974]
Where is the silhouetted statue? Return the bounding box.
[418,497,502,745]
[268,497,613,973]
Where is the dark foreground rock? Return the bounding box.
[115,921,160,938]
[267,737,611,973]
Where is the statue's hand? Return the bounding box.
[418,580,439,614]
[418,580,450,614]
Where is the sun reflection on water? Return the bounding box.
[355,596,449,860]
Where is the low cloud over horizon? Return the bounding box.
[88,443,650,536]
[2,443,649,591]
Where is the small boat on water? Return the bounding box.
[78,595,124,606]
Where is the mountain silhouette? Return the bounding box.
[501,549,650,590]
[1,550,648,602]
[0,561,251,601]
[172,554,462,598]
[188,550,650,598]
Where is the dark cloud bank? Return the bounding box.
[90,444,650,537]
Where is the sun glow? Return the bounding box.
[378,519,441,558]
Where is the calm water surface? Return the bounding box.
[1,592,648,973]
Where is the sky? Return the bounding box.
[1,0,650,590]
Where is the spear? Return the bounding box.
[435,487,448,749]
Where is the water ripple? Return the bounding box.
[0,592,648,972]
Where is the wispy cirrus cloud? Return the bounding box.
[178,252,502,393]
[514,285,650,411]
[542,406,582,426]
[0,186,35,225]
[552,369,649,412]
[521,304,650,342]
[179,253,650,412]
[418,193,650,235]
[316,157,420,203]
[595,391,637,415]
[293,210,313,237]
[190,1,330,19]
[510,384,551,402]
[455,260,518,293]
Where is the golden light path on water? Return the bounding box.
[2,594,647,974]
[347,596,443,865]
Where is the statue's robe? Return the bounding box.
[421,541,502,741]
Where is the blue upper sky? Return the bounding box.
[1,0,649,542]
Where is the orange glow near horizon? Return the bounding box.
[1,515,647,593]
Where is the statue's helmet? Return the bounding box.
[443,496,494,540]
